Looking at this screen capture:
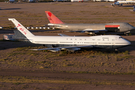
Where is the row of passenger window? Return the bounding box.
[66,38,115,41]
[66,38,100,41]
[60,42,93,44]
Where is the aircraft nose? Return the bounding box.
[126,40,131,45]
[129,25,135,31]
[131,27,135,30]
[129,26,135,33]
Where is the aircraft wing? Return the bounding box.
[60,45,93,52]
[31,45,93,52]
[58,33,69,36]
[83,29,107,32]
[31,48,61,52]
[73,29,107,34]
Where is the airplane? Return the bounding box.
[45,11,135,35]
[129,5,135,11]
[111,0,135,6]
[9,0,15,3]
[8,18,131,52]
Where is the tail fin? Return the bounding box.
[8,18,34,38]
[45,11,64,24]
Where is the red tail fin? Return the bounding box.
[45,11,64,24]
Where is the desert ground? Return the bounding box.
[0,1,135,90]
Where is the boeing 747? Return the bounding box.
[45,11,135,35]
[111,0,135,6]
[8,18,131,52]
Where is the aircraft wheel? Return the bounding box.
[125,33,128,36]
[115,49,118,51]
[125,33,130,36]
[119,4,123,6]
[115,49,118,53]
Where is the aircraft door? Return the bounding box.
[102,37,109,41]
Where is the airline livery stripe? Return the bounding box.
[105,25,120,28]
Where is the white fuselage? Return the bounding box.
[28,35,130,49]
[118,1,135,4]
[112,1,135,6]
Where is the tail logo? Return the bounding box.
[45,11,64,24]
[17,24,27,35]
[48,12,52,17]
[17,24,21,27]
[47,12,52,21]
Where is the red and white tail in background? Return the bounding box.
[45,11,64,24]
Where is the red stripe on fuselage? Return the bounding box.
[105,25,120,28]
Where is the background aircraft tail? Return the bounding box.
[45,11,64,24]
[8,18,34,38]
